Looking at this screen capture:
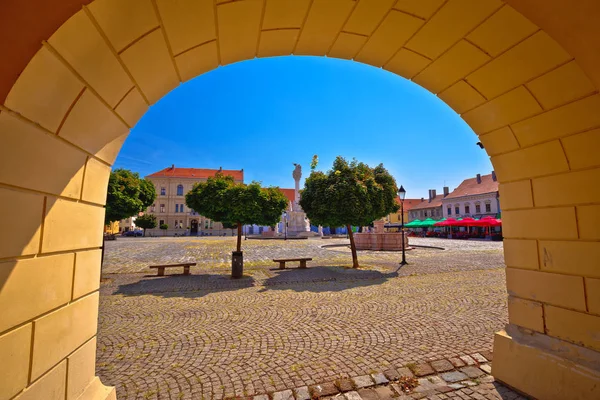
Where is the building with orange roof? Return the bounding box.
[387,197,422,225]
[408,188,449,221]
[442,172,500,219]
[144,165,244,236]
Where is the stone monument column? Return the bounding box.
[292,163,301,208]
[287,163,313,236]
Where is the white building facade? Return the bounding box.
[144,165,244,236]
[442,172,500,219]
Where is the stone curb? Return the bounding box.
[238,352,494,400]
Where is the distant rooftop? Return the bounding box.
[147,165,244,181]
[444,173,498,200]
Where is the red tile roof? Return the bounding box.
[444,174,498,200]
[279,188,296,203]
[147,166,244,181]
[410,195,444,210]
[394,198,422,211]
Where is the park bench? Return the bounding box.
[149,262,196,276]
[273,257,312,269]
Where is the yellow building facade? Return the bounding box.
[0,1,599,399]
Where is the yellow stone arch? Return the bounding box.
[0,1,598,399]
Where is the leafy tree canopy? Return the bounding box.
[300,156,399,227]
[186,174,288,251]
[135,214,157,234]
[105,169,157,224]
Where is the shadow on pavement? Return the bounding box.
[109,265,405,298]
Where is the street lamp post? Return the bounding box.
[398,185,408,266]
[283,212,288,240]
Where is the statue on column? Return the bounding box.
[287,163,314,236]
[292,163,302,210]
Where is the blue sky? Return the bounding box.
[113,55,492,199]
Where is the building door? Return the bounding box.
[190,219,198,235]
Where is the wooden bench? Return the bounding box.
[149,262,196,276]
[273,257,312,269]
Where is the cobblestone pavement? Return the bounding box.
[98,238,509,400]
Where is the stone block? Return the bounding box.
[374,386,395,400]
[466,31,570,99]
[526,61,595,110]
[82,158,111,205]
[253,395,269,400]
[545,306,600,351]
[310,382,338,397]
[73,249,102,300]
[0,112,86,199]
[0,188,43,258]
[449,358,465,368]
[405,0,500,59]
[58,89,129,163]
[383,368,400,381]
[513,95,600,147]
[460,366,485,379]
[431,360,454,372]
[0,254,74,333]
[498,180,533,211]
[294,386,310,400]
[440,371,468,383]
[438,80,486,114]
[357,388,379,400]
[492,141,569,183]
[336,378,354,392]
[466,4,537,57]
[506,268,586,311]
[384,48,431,80]
[0,324,32,399]
[508,296,544,333]
[448,383,466,390]
[562,129,600,170]
[344,0,395,36]
[415,376,445,392]
[459,355,476,366]
[273,389,293,400]
[538,240,600,278]
[503,206,577,240]
[42,198,104,253]
[371,372,389,385]
[578,205,600,240]
[67,337,97,400]
[328,32,367,60]
[344,391,362,400]
[5,46,83,132]
[14,361,66,400]
[480,364,492,374]
[414,363,435,377]
[216,0,263,65]
[114,87,148,128]
[533,169,600,207]
[413,40,489,94]
[31,292,99,380]
[462,86,542,135]
[88,0,159,53]
[586,278,600,314]
[120,30,179,104]
[48,10,132,107]
[503,239,539,270]
[354,11,423,68]
[352,375,374,389]
[396,367,414,378]
[478,126,520,157]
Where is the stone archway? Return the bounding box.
[0,1,598,399]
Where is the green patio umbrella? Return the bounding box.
[419,218,438,227]
[404,219,422,228]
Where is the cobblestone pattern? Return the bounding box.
[98,237,507,400]
[102,237,504,275]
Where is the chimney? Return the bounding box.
[421,197,424,202]
[428,190,432,202]
[476,174,481,184]
[431,189,436,199]
[171,164,175,169]
[219,166,222,172]
[443,186,449,197]
[492,170,497,181]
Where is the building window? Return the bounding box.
[177,184,183,196]
[465,205,470,214]
[475,204,481,213]
[160,187,166,196]
[159,220,164,226]
[180,220,184,229]
[160,204,165,213]
[485,203,491,213]
[447,207,451,216]
[180,204,184,213]
[455,206,459,215]
[151,204,155,212]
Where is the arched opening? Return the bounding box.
[0,1,599,399]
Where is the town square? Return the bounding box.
[1,1,599,400]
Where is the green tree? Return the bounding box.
[159,223,168,236]
[299,156,399,268]
[135,214,157,236]
[105,169,156,224]
[186,174,288,275]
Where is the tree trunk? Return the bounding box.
[346,224,359,268]
[236,222,242,252]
